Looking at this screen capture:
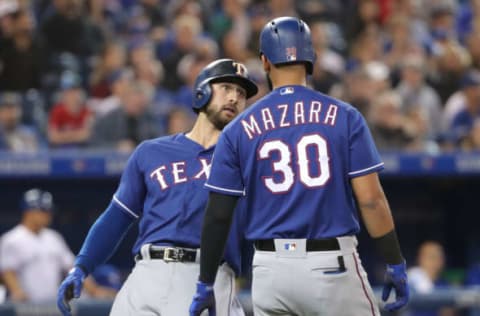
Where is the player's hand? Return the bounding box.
[57,266,86,316]
[189,281,216,316]
[382,261,409,311]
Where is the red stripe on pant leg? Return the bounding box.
[352,253,376,316]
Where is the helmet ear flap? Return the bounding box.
[194,82,212,110]
[195,88,204,102]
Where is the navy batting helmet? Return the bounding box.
[20,188,54,212]
[259,17,316,74]
[193,59,258,111]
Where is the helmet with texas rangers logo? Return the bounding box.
[193,58,258,112]
[259,16,316,74]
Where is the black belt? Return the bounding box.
[136,246,197,262]
[254,238,340,252]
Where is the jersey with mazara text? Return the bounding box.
[206,85,384,240]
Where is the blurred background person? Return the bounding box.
[174,46,215,110]
[395,54,443,143]
[347,27,384,71]
[0,0,19,45]
[427,38,471,104]
[91,80,159,152]
[40,0,104,60]
[344,0,382,43]
[215,0,252,62]
[464,31,480,71]
[309,20,344,94]
[0,9,45,92]
[157,14,203,92]
[89,40,127,99]
[0,188,116,303]
[408,240,456,316]
[367,90,415,151]
[88,68,132,118]
[447,70,480,147]
[47,71,93,148]
[329,66,376,117]
[382,13,425,82]
[460,117,480,151]
[0,91,43,152]
[403,105,441,153]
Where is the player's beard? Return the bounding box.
[205,105,232,130]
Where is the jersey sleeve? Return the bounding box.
[205,132,245,196]
[348,108,384,178]
[112,144,147,218]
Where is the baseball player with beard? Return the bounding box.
[190,17,409,316]
[57,58,258,316]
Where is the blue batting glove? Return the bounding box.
[57,266,86,316]
[189,281,216,316]
[382,261,409,311]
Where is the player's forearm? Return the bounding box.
[357,198,404,264]
[75,201,135,273]
[352,173,395,237]
[352,173,404,264]
[357,195,395,238]
[358,195,404,264]
[199,192,239,284]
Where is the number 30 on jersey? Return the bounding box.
[258,134,331,193]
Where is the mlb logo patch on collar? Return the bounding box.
[280,87,294,95]
[284,242,297,251]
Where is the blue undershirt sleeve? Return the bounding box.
[74,201,136,274]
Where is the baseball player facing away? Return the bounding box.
[56,58,258,316]
[190,17,409,316]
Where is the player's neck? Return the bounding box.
[270,65,307,89]
[21,221,42,234]
[185,115,221,149]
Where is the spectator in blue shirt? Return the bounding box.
[450,70,480,145]
[0,92,44,152]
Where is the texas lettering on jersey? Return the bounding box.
[150,158,211,190]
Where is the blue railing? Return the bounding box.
[1,150,480,178]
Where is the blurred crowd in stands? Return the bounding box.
[1,0,480,153]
